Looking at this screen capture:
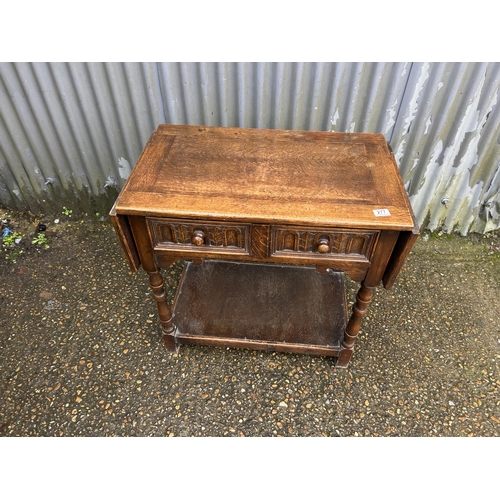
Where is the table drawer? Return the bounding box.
[147,218,251,256]
[270,225,378,261]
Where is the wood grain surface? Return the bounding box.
[172,260,346,355]
[115,125,415,230]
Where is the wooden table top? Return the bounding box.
[115,124,416,230]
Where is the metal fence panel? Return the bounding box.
[157,62,410,136]
[0,62,164,212]
[391,62,500,234]
[0,62,499,233]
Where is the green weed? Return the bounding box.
[2,231,23,262]
[32,233,50,249]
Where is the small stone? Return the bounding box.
[279,401,288,408]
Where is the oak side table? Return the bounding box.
[110,124,418,368]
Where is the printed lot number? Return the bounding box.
[373,209,391,217]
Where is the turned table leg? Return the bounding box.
[146,269,177,351]
[337,282,375,367]
[128,216,178,352]
[336,230,400,368]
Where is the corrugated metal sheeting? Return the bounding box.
[391,62,500,234]
[0,62,499,234]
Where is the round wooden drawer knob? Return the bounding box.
[317,237,330,254]
[191,229,205,246]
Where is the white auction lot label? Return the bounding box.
[373,209,391,216]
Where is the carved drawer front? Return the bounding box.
[270,225,378,260]
[147,218,250,256]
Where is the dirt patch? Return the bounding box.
[1,210,91,263]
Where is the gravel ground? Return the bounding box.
[1,210,499,437]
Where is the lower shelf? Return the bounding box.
[172,260,347,356]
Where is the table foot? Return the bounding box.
[162,328,179,352]
[336,349,353,368]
